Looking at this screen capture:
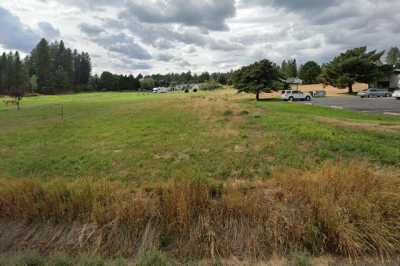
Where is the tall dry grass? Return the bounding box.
[0,161,399,260]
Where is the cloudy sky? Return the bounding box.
[0,0,399,75]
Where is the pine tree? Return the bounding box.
[0,53,6,94]
[35,38,51,92]
[386,47,400,65]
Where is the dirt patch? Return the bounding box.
[314,117,400,133]
[259,83,368,98]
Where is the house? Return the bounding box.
[285,77,303,90]
[370,68,400,91]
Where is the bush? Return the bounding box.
[223,110,233,116]
[289,252,312,266]
[198,80,222,91]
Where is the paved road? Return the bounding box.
[306,96,400,115]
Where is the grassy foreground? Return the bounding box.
[1,90,399,181]
[1,90,400,264]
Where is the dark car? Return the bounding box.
[358,88,392,98]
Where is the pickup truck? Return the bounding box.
[281,90,312,101]
[358,88,392,98]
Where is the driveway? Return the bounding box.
[305,96,400,115]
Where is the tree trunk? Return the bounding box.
[348,83,353,94]
[256,90,260,101]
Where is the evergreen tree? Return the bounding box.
[386,47,400,65]
[232,59,284,101]
[35,38,51,92]
[79,52,91,85]
[321,47,383,93]
[299,61,321,84]
[0,53,6,94]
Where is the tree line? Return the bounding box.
[2,39,399,100]
[0,38,92,96]
[0,51,27,95]
[90,71,232,92]
[233,46,399,100]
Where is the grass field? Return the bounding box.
[1,89,400,264]
[1,90,399,182]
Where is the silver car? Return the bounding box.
[281,90,312,101]
[358,88,392,98]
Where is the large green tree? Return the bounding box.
[281,59,298,78]
[299,61,321,84]
[232,59,284,101]
[321,47,383,94]
[100,71,117,90]
[386,47,400,66]
[35,38,51,91]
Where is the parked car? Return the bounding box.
[153,87,170,93]
[281,90,312,101]
[393,90,400,100]
[358,88,392,98]
[311,90,327,97]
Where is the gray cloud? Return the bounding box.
[40,0,124,10]
[79,23,104,36]
[118,58,152,70]
[122,0,236,31]
[38,22,60,39]
[0,7,40,52]
[3,0,400,74]
[91,33,152,60]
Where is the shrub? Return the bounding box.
[223,110,233,116]
[289,252,312,266]
[198,80,222,91]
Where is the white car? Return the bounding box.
[281,90,312,101]
[393,90,400,100]
[153,87,170,93]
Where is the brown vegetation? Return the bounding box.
[0,161,399,262]
[314,117,400,133]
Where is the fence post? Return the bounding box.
[61,104,64,121]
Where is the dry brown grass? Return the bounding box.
[262,83,368,98]
[0,161,399,262]
[314,117,400,133]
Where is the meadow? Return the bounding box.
[1,90,399,182]
[0,90,400,265]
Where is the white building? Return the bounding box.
[370,69,400,90]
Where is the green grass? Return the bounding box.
[252,101,400,167]
[1,91,399,183]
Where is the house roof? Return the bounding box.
[286,77,303,84]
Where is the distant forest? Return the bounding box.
[1,39,399,96]
[0,38,91,95]
[0,38,231,95]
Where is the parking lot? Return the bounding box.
[306,96,400,115]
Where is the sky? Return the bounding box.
[0,0,399,75]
